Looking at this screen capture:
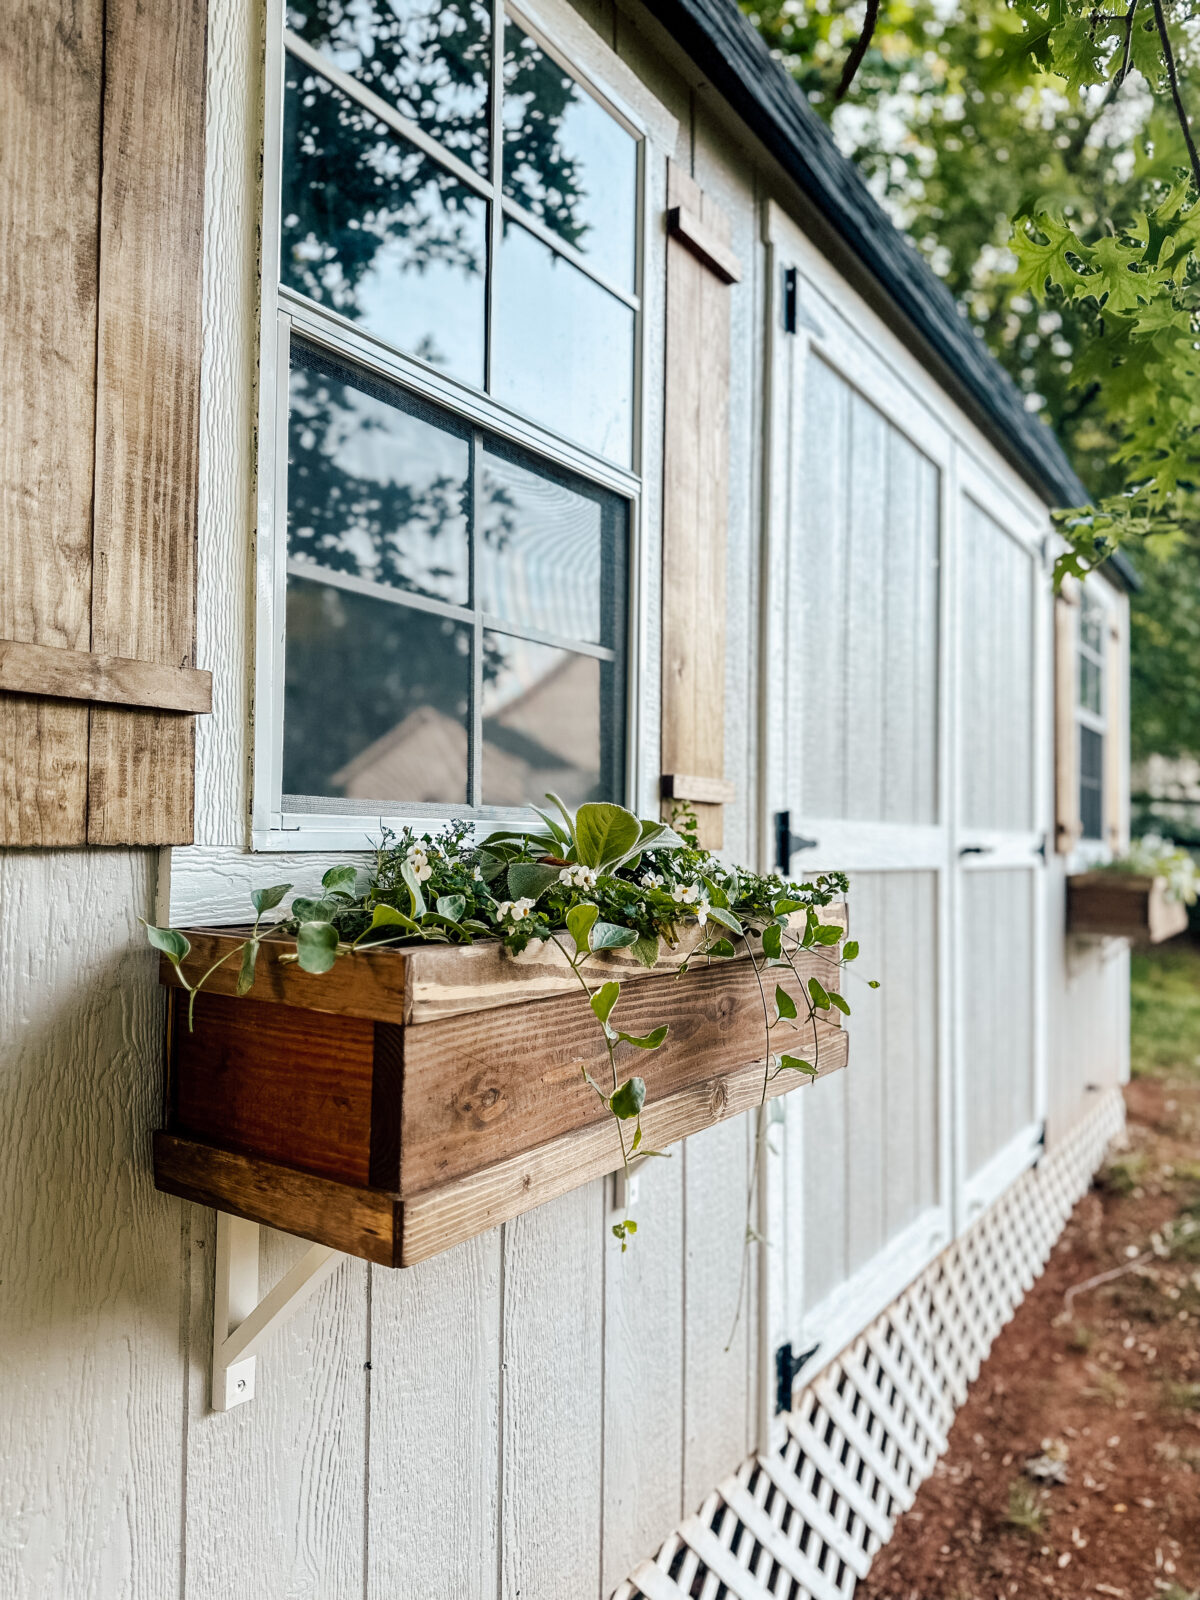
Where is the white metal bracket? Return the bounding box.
[212,1212,348,1411]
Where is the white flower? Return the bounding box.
[405,843,434,883]
[497,897,537,923]
[472,866,483,882]
[558,864,597,890]
[695,897,710,928]
[671,881,700,905]
[640,871,664,890]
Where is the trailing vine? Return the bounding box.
[146,796,873,1250]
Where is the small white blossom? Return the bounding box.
[497,897,537,923]
[640,871,664,890]
[558,863,598,891]
[695,897,710,928]
[472,866,483,882]
[671,881,701,906]
[405,843,433,883]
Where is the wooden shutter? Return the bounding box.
[1,0,210,847]
[1053,580,1082,854]
[660,163,741,850]
[1104,611,1127,853]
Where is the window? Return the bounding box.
[261,0,642,834]
[1077,587,1106,841]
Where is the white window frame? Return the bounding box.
[1076,583,1108,847]
[250,0,654,852]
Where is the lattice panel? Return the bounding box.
[614,1089,1124,1600]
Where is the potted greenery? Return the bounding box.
[1067,834,1197,943]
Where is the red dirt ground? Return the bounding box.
[856,1075,1200,1600]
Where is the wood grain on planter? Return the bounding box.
[154,909,849,1264]
[1066,872,1188,944]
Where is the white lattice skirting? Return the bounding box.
[616,1088,1125,1600]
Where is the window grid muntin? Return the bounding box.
[280,330,628,818]
[1076,589,1107,842]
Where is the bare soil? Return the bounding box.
[856,1075,1200,1600]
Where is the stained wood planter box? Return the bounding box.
[1066,872,1188,944]
[152,908,848,1266]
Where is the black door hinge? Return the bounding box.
[783,266,798,334]
[774,810,818,875]
[775,1340,820,1414]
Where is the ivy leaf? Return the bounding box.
[236,939,259,997]
[566,901,599,955]
[617,1025,669,1050]
[707,905,743,935]
[775,984,797,1021]
[808,976,831,1010]
[574,802,641,869]
[321,865,359,897]
[590,921,639,951]
[296,921,338,974]
[371,903,417,929]
[762,922,783,959]
[708,938,736,958]
[829,992,851,1016]
[400,861,427,919]
[292,895,339,924]
[145,924,191,965]
[507,861,560,901]
[868,979,881,989]
[842,940,859,961]
[631,1124,643,1153]
[436,894,467,924]
[779,1055,818,1078]
[813,923,843,946]
[590,980,621,1027]
[631,934,660,969]
[610,1076,646,1119]
[773,898,805,915]
[251,883,292,916]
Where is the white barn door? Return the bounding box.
[761,204,1049,1419]
[954,456,1048,1221]
[761,206,955,1399]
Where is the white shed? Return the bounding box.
[0,0,1135,1595]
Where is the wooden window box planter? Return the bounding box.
[1066,872,1188,944]
[152,909,848,1267]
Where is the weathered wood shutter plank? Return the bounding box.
[87,0,207,844]
[661,163,738,849]
[1104,612,1126,853]
[0,0,104,844]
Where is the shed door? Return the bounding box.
[761,212,955,1390]
[954,456,1048,1222]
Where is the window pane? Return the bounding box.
[287,0,491,173]
[1078,652,1102,715]
[282,61,487,385]
[1080,725,1104,841]
[502,24,637,291]
[289,344,471,606]
[482,633,620,807]
[479,445,626,644]
[284,578,471,804]
[493,218,634,464]
[1080,593,1105,655]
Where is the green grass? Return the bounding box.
[1131,942,1200,1081]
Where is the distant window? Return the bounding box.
[265,1,642,828]
[1077,589,1106,841]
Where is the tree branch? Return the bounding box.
[1152,0,1200,195]
[836,0,882,101]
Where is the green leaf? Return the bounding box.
[475,850,507,883]
[321,865,359,897]
[775,984,797,1021]
[814,923,842,946]
[371,903,416,929]
[435,894,467,923]
[590,980,621,1026]
[708,938,736,958]
[701,874,730,910]
[507,861,561,901]
[531,805,570,846]
[573,802,641,869]
[566,901,599,955]
[842,940,859,961]
[543,791,578,841]
[590,921,639,951]
[400,861,427,919]
[617,1025,669,1050]
[868,979,881,989]
[761,922,783,960]
[251,883,292,916]
[631,934,660,969]
[829,992,850,1016]
[145,924,191,964]
[773,898,805,915]
[808,976,831,1010]
[610,1076,646,1119]
[237,939,259,997]
[631,1124,643,1153]
[296,921,339,974]
[706,905,743,935]
[637,819,686,852]
[779,1055,818,1078]
[292,895,339,924]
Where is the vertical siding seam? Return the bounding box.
[362,1263,373,1600]
[495,1223,508,1600]
[598,1182,609,1600]
[679,1136,688,1519]
[177,1204,191,1600]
